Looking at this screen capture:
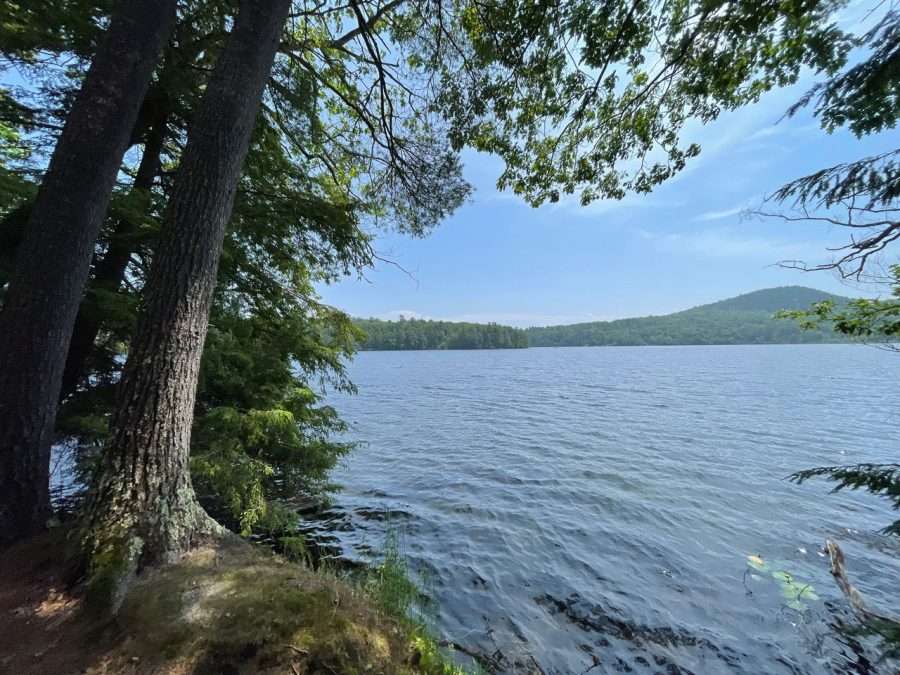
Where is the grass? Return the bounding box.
[0,523,478,674]
[362,531,421,619]
[113,533,472,674]
[359,530,481,675]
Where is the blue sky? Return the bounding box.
[320,13,898,327]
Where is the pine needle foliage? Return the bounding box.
[790,464,900,536]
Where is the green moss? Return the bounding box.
[85,534,143,615]
[109,540,473,674]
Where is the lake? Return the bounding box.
[310,345,900,674]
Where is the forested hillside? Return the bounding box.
[696,286,846,313]
[526,287,850,347]
[354,318,528,350]
[354,288,856,350]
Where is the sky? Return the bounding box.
[319,10,899,327]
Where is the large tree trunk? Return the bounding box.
[0,0,176,546]
[83,0,292,604]
[59,114,169,402]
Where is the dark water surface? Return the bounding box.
[314,345,900,674]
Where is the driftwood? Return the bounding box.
[825,539,900,632]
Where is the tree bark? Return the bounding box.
[83,0,292,594]
[0,0,176,547]
[59,113,169,402]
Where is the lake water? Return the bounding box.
[311,345,900,674]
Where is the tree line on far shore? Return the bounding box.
[355,318,528,350]
[355,287,853,350]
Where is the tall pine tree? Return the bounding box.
[0,0,176,545]
[83,0,293,602]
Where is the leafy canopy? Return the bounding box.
[760,9,900,278]
[434,0,852,205]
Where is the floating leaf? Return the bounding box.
[797,585,819,601]
[747,555,767,571]
[782,583,803,599]
[787,600,806,612]
[780,578,819,603]
[772,571,793,583]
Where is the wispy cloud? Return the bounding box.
[694,205,746,222]
[745,125,785,142]
[637,226,825,262]
[745,120,820,145]
[543,188,686,219]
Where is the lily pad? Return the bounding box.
[747,555,768,572]
[797,585,818,601]
[780,579,819,602]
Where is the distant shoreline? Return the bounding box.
[356,341,864,352]
[355,286,854,350]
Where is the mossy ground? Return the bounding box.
[0,530,468,675]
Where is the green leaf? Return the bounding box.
[772,571,793,583]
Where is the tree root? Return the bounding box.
[85,534,144,616]
[82,502,229,615]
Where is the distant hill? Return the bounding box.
[692,286,846,313]
[525,286,851,347]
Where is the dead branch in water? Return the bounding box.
[825,539,900,633]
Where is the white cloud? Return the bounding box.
[745,120,821,144]
[638,226,826,262]
[745,125,785,142]
[543,188,687,219]
[694,205,747,222]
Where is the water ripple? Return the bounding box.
[316,345,900,673]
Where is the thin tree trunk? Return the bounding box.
[60,114,169,402]
[0,0,176,546]
[83,0,292,603]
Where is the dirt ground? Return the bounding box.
[0,530,125,675]
[0,530,463,675]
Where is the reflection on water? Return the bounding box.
[307,345,900,674]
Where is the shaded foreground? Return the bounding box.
[0,531,464,675]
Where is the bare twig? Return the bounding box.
[282,644,310,656]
